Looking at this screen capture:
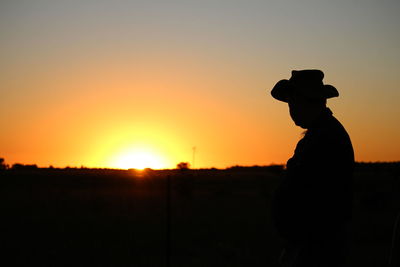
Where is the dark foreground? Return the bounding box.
[1,163,399,266]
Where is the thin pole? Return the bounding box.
[166,175,171,267]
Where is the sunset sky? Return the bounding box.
[1,0,399,169]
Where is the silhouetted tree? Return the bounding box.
[176,162,190,170]
[0,158,7,170]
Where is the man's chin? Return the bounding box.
[294,121,307,129]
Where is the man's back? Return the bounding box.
[273,108,354,239]
[272,108,354,266]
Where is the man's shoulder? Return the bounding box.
[313,114,351,142]
[302,114,352,149]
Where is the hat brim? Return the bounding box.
[271,80,292,102]
[270,80,339,103]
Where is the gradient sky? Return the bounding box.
[1,0,399,169]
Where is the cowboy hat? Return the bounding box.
[271,69,339,102]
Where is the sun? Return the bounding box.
[110,149,166,170]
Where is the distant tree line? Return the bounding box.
[0,159,39,170]
[10,163,39,170]
[1,157,399,172]
[226,164,284,173]
[355,161,400,171]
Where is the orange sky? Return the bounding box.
[1,1,399,169]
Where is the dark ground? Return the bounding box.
[1,163,399,266]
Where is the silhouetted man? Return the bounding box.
[270,70,354,266]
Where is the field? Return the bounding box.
[1,163,399,266]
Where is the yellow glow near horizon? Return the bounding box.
[109,148,168,170]
[1,2,400,168]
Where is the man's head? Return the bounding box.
[288,92,327,128]
[270,69,338,128]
